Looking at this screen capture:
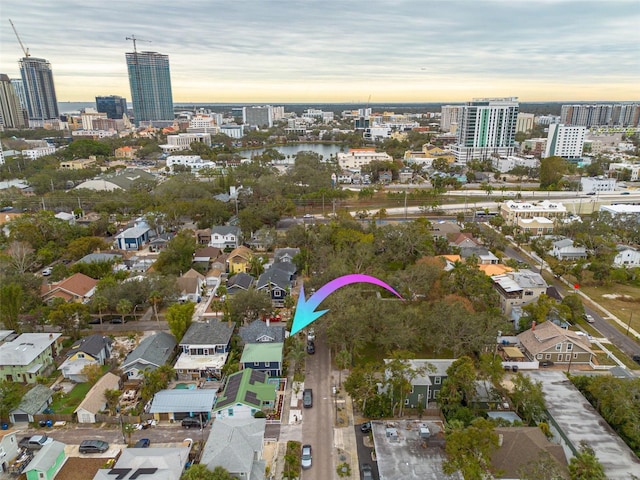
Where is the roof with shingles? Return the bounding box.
[13,384,53,415]
[180,319,234,347]
[41,272,97,299]
[68,334,112,358]
[227,272,254,290]
[239,319,286,344]
[518,321,594,357]
[273,248,300,262]
[123,332,176,369]
[256,268,292,290]
[77,253,122,264]
[75,372,120,415]
[211,225,240,236]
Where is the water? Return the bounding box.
[238,143,344,160]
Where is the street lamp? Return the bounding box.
[133,304,143,321]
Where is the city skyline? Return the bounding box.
[1,1,639,104]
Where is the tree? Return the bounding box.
[104,389,122,416]
[4,241,37,274]
[438,356,477,419]
[149,290,163,324]
[81,363,103,385]
[0,380,23,422]
[518,450,569,480]
[140,365,175,402]
[344,363,383,415]
[166,302,195,342]
[568,441,606,480]
[443,417,500,480]
[181,464,236,480]
[0,283,23,331]
[91,295,109,325]
[511,372,546,425]
[540,156,568,189]
[116,298,133,321]
[335,349,352,387]
[47,300,89,338]
[227,288,272,326]
[154,231,197,276]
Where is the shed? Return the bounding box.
[24,440,66,480]
[10,384,53,423]
[74,372,120,423]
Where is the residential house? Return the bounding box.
[460,246,500,264]
[76,252,123,266]
[0,333,62,383]
[209,226,241,249]
[273,248,300,264]
[518,321,594,365]
[193,246,222,270]
[227,246,254,274]
[176,269,205,303]
[195,228,212,245]
[92,447,191,480]
[227,272,255,295]
[384,359,455,409]
[114,224,151,251]
[75,372,121,423]
[175,319,234,380]
[0,429,19,474]
[549,238,587,260]
[212,369,276,419]
[24,441,66,480]
[491,427,568,479]
[256,267,293,308]
[200,417,267,480]
[239,319,286,345]
[240,342,284,377]
[41,273,97,304]
[448,232,481,250]
[246,228,275,251]
[148,389,217,422]
[491,269,548,316]
[122,332,176,381]
[613,245,640,267]
[59,334,112,382]
[9,384,53,423]
[148,233,174,252]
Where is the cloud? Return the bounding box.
[1,0,638,101]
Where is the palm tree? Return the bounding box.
[116,299,133,322]
[148,291,162,324]
[92,295,108,325]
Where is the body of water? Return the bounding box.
[238,143,344,160]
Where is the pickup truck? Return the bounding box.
[18,435,53,450]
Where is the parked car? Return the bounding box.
[110,316,126,324]
[632,355,640,365]
[79,440,109,454]
[303,388,313,408]
[181,417,205,429]
[584,314,595,323]
[307,341,315,354]
[360,422,371,433]
[361,463,374,480]
[19,435,53,450]
[133,438,150,448]
[301,444,312,469]
[307,328,315,342]
[42,267,52,276]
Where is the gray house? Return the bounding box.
[384,359,455,409]
[227,272,255,295]
[9,384,53,423]
[175,320,233,380]
[550,238,587,260]
[209,226,242,249]
[256,267,293,308]
[122,332,177,381]
[239,319,286,345]
[201,417,266,480]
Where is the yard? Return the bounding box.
[50,382,91,414]
[578,282,640,335]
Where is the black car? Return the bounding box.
[181,417,205,429]
[79,440,109,454]
[303,388,313,408]
[361,463,374,480]
[360,422,371,433]
[110,317,125,324]
[632,355,640,365]
[307,341,315,354]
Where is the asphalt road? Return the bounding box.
[301,335,333,479]
[354,424,379,480]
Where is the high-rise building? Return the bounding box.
[452,97,519,164]
[544,124,586,159]
[560,103,640,128]
[440,105,462,132]
[125,51,174,125]
[96,95,128,119]
[515,113,535,133]
[0,74,27,129]
[19,57,59,122]
[244,105,273,128]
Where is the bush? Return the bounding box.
[253,410,266,418]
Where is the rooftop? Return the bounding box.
[240,342,283,365]
[149,389,216,413]
[0,333,62,366]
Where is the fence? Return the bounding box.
[33,413,74,424]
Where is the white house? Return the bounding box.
[74,372,120,423]
[550,238,588,260]
[209,226,241,249]
[613,245,640,267]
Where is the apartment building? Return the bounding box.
[544,124,586,159]
[500,200,567,226]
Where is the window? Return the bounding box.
[228,408,234,417]
[265,362,270,367]
[524,291,533,296]
[545,354,551,360]
[78,353,85,359]
[557,354,562,361]
[404,399,410,406]
[434,377,441,385]
[574,353,578,359]
[555,343,562,351]
[567,343,573,351]
[254,362,260,367]
[536,354,543,359]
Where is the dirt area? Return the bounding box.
[578,283,640,332]
[55,457,115,480]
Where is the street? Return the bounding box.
[302,334,334,479]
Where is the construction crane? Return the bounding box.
[9,19,30,57]
[125,34,151,53]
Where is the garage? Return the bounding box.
[11,413,30,423]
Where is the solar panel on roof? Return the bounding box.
[245,390,258,404]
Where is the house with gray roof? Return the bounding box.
[209,225,241,249]
[114,223,151,251]
[383,359,455,410]
[201,417,266,480]
[76,252,123,265]
[273,247,300,264]
[75,372,120,423]
[256,268,293,307]
[492,269,548,316]
[74,168,156,192]
[175,319,233,380]
[549,238,587,260]
[9,384,53,423]
[122,332,176,380]
[227,272,255,295]
[0,333,63,384]
[239,319,286,345]
[148,389,216,422]
[93,446,190,480]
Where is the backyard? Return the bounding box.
[50,382,91,414]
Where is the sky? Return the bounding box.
[1,0,639,103]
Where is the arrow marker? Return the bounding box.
[290,274,404,335]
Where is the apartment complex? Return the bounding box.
[337,148,392,170]
[544,124,586,159]
[244,106,273,128]
[19,56,59,123]
[0,74,27,128]
[451,97,519,164]
[561,103,640,128]
[125,51,174,125]
[500,200,567,226]
[516,113,535,133]
[440,105,461,132]
[96,95,128,119]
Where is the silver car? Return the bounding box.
[301,444,312,469]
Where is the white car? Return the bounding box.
[584,314,595,323]
[42,267,52,276]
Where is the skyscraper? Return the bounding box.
[125,51,174,125]
[19,57,59,122]
[0,74,27,129]
[96,95,128,119]
[452,97,519,164]
[544,124,586,159]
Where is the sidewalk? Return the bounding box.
[334,372,359,480]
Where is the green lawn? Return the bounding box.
[577,283,640,335]
[50,382,91,414]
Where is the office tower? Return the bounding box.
[544,124,586,159]
[516,113,535,133]
[125,51,174,125]
[19,57,59,121]
[440,105,462,132]
[0,74,27,129]
[96,95,128,119]
[452,97,519,164]
[244,105,273,128]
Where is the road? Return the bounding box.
[354,424,379,479]
[302,335,333,479]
